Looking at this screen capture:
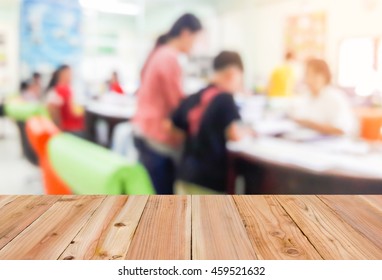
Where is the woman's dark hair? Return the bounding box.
[45,65,70,93]
[140,14,202,80]
[155,34,169,48]
[20,80,30,91]
[213,51,244,72]
[167,13,202,39]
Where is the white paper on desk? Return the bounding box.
[252,120,299,136]
[228,137,382,177]
[311,138,370,155]
[228,138,335,172]
[329,154,382,178]
[280,128,324,142]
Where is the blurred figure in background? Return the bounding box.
[170,51,250,194]
[109,71,124,94]
[31,72,42,96]
[268,51,297,98]
[134,13,203,194]
[111,35,169,160]
[46,65,84,134]
[20,80,40,102]
[290,58,357,136]
[140,34,169,81]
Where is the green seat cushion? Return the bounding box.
[48,133,155,195]
[5,100,47,121]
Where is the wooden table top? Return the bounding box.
[0,195,381,260]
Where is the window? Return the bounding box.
[338,37,382,96]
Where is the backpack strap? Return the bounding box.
[187,86,221,136]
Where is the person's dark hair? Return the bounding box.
[33,72,41,80]
[213,51,244,72]
[20,80,30,92]
[140,14,202,81]
[155,34,169,48]
[167,13,202,39]
[140,33,172,79]
[306,58,332,84]
[45,65,70,93]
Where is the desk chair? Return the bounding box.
[5,101,47,164]
[25,117,72,195]
[48,133,155,195]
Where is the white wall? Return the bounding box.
[0,0,20,95]
[218,0,382,87]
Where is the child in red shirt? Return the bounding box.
[109,71,124,94]
[46,65,84,133]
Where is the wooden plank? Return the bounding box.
[92,196,149,260]
[0,196,19,210]
[234,196,322,260]
[192,196,257,260]
[359,196,382,212]
[277,196,382,260]
[0,196,60,250]
[0,196,104,260]
[59,196,128,260]
[125,196,191,260]
[319,195,382,250]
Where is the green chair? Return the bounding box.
[4,100,47,122]
[47,133,155,195]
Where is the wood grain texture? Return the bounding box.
[359,196,382,212]
[277,196,382,260]
[192,196,257,260]
[0,195,381,260]
[234,195,322,260]
[126,196,191,260]
[59,196,126,260]
[0,196,104,260]
[319,195,382,250]
[0,196,18,210]
[92,196,148,260]
[0,196,60,250]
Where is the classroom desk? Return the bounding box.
[0,195,381,260]
[84,96,136,147]
[229,137,382,194]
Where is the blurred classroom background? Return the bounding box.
[1,0,382,195]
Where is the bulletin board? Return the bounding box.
[20,0,83,78]
[285,11,326,60]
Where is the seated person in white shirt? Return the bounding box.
[290,58,357,136]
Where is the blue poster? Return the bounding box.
[20,0,82,77]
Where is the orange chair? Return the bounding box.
[40,157,72,195]
[25,117,72,195]
[26,117,60,159]
[357,108,382,141]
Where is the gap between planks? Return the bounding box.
[192,195,257,260]
[317,195,382,251]
[233,195,323,260]
[125,196,191,260]
[0,196,62,251]
[276,195,382,260]
[0,196,104,260]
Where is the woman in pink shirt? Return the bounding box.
[134,13,202,194]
